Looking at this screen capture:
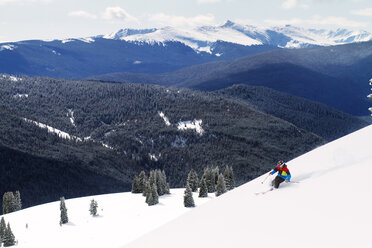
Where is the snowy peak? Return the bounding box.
[105,22,372,51]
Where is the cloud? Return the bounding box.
[68,11,97,19]
[282,0,298,9]
[197,0,220,3]
[351,8,372,17]
[102,6,138,22]
[264,16,367,28]
[0,0,51,5]
[0,0,17,5]
[149,13,216,27]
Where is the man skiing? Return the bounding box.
[269,161,291,188]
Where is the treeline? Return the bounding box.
[131,166,235,208]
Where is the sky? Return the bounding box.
[0,0,371,43]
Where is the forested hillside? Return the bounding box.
[0,75,326,209]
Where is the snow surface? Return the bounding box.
[177,119,204,135]
[3,124,372,248]
[23,118,82,142]
[125,124,372,248]
[2,190,214,248]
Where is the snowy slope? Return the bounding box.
[2,124,372,248]
[2,190,215,248]
[125,124,372,248]
[105,21,372,52]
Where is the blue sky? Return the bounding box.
[0,0,371,42]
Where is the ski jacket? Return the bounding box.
[270,164,291,181]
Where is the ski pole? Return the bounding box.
[261,172,271,184]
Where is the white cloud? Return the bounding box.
[351,8,372,16]
[0,0,16,5]
[68,11,97,19]
[282,0,298,9]
[102,6,138,22]
[197,0,221,3]
[264,16,367,28]
[149,13,216,27]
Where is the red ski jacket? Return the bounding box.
[270,164,291,181]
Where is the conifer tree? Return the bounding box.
[59,197,68,225]
[147,182,159,206]
[0,217,6,242]
[131,176,142,194]
[2,192,13,215]
[202,167,216,193]
[184,183,195,208]
[144,180,151,202]
[198,178,208,198]
[161,170,170,195]
[89,199,98,216]
[223,166,235,190]
[216,174,227,197]
[138,170,147,193]
[187,169,199,192]
[13,191,22,212]
[3,223,15,247]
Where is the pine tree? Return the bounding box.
[184,184,195,208]
[202,168,216,193]
[198,178,208,198]
[0,217,6,242]
[161,170,170,195]
[89,199,98,216]
[13,191,22,212]
[131,176,142,194]
[216,174,227,197]
[3,223,15,247]
[59,197,68,225]
[187,169,199,192]
[224,166,235,190]
[2,192,13,215]
[144,180,151,202]
[147,182,159,206]
[138,170,147,193]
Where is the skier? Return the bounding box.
[269,161,291,188]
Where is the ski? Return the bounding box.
[254,188,273,195]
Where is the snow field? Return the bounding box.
[125,125,372,248]
[2,189,214,248]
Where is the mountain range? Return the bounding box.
[93,40,372,116]
[0,21,371,78]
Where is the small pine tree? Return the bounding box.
[147,182,159,206]
[89,199,98,216]
[138,171,147,193]
[216,174,227,197]
[0,217,6,245]
[202,168,216,193]
[198,178,208,198]
[144,180,151,202]
[3,223,15,247]
[131,176,142,194]
[224,166,235,190]
[59,197,68,225]
[13,191,21,212]
[2,192,13,215]
[187,169,199,192]
[184,184,195,208]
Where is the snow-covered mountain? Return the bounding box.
[2,123,372,247]
[104,20,372,52]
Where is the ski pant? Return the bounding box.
[272,176,285,189]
